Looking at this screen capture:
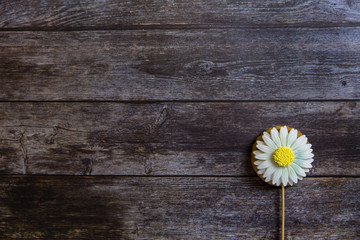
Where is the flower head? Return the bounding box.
[252,126,314,186]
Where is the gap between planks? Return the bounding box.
[0,99,359,103]
[1,23,360,32]
[0,175,359,178]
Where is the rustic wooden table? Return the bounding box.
[0,1,359,239]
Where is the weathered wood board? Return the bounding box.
[1,0,360,29]
[1,0,359,239]
[0,28,359,101]
[0,101,358,176]
[0,177,358,239]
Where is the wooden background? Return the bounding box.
[0,0,359,239]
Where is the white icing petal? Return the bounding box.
[293,143,312,154]
[295,150,314,160]
[291,135,308,150]
[291,162,306,177]
[262,132,277,150]
[287,165,298,184]
[263,166,276,179]
[258,169,265,174]
[286,129,298,147]
[265,177,272,183]
[257,160,272,170]
[270,128,281,148]
[276,179,281,186]
[281,167,288,186]
[256,141,274,153]
[272,168,282,186]
[288,178,294,186]
[294,159,312,168]
[254,160,263,166]
[253,150,263,156]
[254,152,272,161]
[301,158,314,164]
[279,126,288,146]
[256,140,266,146]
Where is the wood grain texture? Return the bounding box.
[0,0,360,29]
[1,28,359,101]
[1,1,358,239]
[0,176,358,239]
[0,101,358,176]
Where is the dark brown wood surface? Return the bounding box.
[1,0,360,29]
[0,102,358,176]
[1,28,359,101]
[0,177,358,240]
[0,0,359,239]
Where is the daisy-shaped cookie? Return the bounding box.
[251,126,314,186]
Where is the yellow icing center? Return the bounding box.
[273,147,295,167]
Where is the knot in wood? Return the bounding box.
[186,60,215,75]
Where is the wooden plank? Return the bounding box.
[0,176,358,239]
[0,0,360,29]
[0,28,359,101]
[0,101,358,176]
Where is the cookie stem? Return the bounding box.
[282,185,285,240]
